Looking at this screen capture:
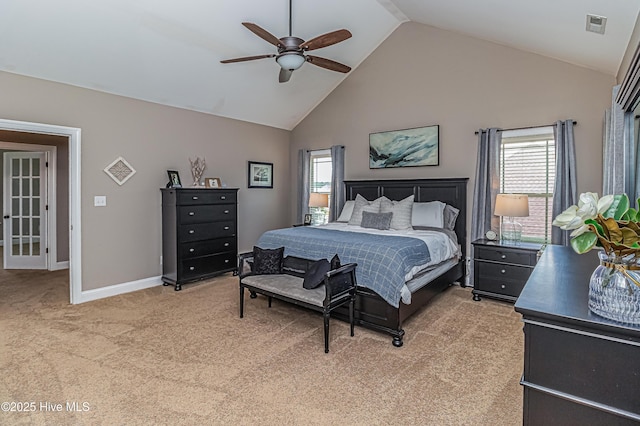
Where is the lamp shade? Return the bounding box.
[494,194,529,217]
[276,53,305,71]
[309,193,329,208]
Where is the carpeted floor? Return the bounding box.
[0,268,523,425]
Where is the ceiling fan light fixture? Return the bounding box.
[276,53,305,71]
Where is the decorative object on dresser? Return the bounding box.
[205,177,222,188]
[552,192,640,325]
[515,245,640,424]
[472,239,543,302]
[166,170,182,188]
[161,187,238,291]
[104,156,136,186]
[189,157,206,186]
[494,193,529,242]
[369,125,439,168]
[247,161,273,188]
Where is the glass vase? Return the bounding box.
[588,251,640,325]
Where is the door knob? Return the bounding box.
[3,215,8,219]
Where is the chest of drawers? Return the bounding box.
[161,188,238,290]
[472,239,543,302]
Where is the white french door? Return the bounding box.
[3,152,48,269]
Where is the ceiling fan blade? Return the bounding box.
[242,22,281,47]
[306,55,351,73]
[220,54,275,64]
[300,29,352,51]
[279,68,293,83]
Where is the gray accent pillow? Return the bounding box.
[380,195,414,230]
[348,194,383,226]
[443,204,460,231]
[361,211,393,230]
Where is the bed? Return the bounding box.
[257,178,468,346]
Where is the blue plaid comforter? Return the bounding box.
[256,227,431,307]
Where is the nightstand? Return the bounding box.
[472,239,543,303]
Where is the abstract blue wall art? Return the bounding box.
[369,125,439,168]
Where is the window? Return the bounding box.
[500,127,555,243]
[309,150,332,225]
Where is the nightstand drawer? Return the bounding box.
[475,246,536,266]
[475,262,531,297]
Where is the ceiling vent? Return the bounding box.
[586,14,607,35]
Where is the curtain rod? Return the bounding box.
[474,121,577,135]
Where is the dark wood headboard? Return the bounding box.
[344,178,469,259]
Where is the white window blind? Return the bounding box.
[500,128,555,243]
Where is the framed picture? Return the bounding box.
[205,177,222,188]
[369,124,439,168]
[167,170,182,188]
[247,161,273,188]
[303,214,312,225]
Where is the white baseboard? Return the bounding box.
[50,261,69,271]
[78,275,163,304]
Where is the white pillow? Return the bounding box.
[380,195,414,230]
[336,200,355,222]
[348,194,383,226]
[411,201,446,228]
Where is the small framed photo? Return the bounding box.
[303,214,312,225]
[167,170,182,188]
[205,177,222,188]
[247,161,273,188]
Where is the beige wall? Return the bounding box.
[0,71,291,291]
[291,22,615,243]
[617,12,640,83]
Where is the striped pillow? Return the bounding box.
[380,195,414,230]
[348,194,383,226]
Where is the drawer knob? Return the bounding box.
[189,230,195,234]
[501,254,506,259]
[192,196,199,200]
[501,284,506,289]
[224,242,230,247]
[220,196,226,200]
[189,266,195,271]
[224,210,230,214]
[189,248,195,253]
[225,259,229,263]
[189,212,195,216]
[224,226,230,230]
[501,269,506,274]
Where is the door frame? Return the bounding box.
[2,148,55,270]
[0,119,81,304]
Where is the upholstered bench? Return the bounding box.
[238,252,357,353]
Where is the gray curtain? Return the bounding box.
[471,128,501,242]
[329,145,345,222]
[551,120,578,246]
[297,149,310,223]
[603,85,633,196]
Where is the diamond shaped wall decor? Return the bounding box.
[104,156,136,186]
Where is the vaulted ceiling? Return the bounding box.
[1,0,638,130]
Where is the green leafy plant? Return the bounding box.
[552,192,640,256]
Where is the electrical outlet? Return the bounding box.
[94,196,107,207]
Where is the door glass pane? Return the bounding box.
[11,158,19,176]
[32,240,40,256]
[22,198,30,216]
[22,240,31,256]
[33,218,40,237]
[12,238,20,255]
[22,179,30,197]
[22,159,30,176]
[12,198,19,216]
[22,218,30,236]
[32,178,40,196]
[33,159,40,177]
[12,178,19,195]
[33,198,40,215]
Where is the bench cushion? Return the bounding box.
[242,274,325,307]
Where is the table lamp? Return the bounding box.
[494,193,529,242]
[309,193,329,224]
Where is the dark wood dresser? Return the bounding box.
[161,188,238,290]
[514,245,640,425]
[472,239,543,302]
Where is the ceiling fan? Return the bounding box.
[220,0,352,83]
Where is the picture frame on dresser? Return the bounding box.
[167,170,182,188]
[205,177,222,188]
[247,161,273,188]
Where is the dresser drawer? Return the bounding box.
[177,190,236,205]
[179,221,236,242]
[178,205,236,225]
[475,261,531,297]
[180,237,236,259]
[475,246,536,266]
[180,252,236,280]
